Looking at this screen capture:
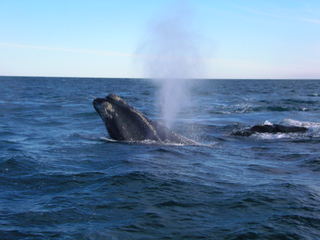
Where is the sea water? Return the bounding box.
[0,77,319,239]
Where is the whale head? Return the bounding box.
[93,94,159,141]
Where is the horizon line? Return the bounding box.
[0,75,319,80]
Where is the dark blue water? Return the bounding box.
[1,77,320,240]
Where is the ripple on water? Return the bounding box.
[300,158,320,172]
[0,155,40,175]
[1,78,320,239]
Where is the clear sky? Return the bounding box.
[0,0,319,79]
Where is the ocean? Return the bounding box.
[0,77,319,239]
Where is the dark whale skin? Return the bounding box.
[93,94,196,144]
[233,124,308,137]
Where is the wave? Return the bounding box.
[99,137,214,147]
[252,106,310,112]
[209,104,312,115]
[71,111,97,118]
[0,155,40,175]
[300,158,320,172]
[307,93,320,97]
[282,119,320,129]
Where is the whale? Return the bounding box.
[232,123,307,136]
[93,94,196,144]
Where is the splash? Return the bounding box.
[140,0,203,128]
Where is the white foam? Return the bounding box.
[252,132,301,140]
[283,119,320,129]
[100,137,214,147]
[100,137,118,142]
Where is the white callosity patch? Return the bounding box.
[106,102,115,113]
[263,120,273,126]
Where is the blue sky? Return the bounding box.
[0,0,319,78]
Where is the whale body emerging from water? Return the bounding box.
[93,94,196,144]
[232,123,308,136]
